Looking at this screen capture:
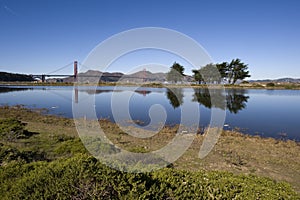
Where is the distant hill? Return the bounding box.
[43,69,193,83]
[61,70,168,83]
[122,71,167,82]
[0,72,34,82]
[69,70,194,83]
[249,78,300,83]
[60,70,124,83]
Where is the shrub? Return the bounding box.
[266,82,275,87]
[0,118,34,141]
[284,84,299,89]
[0,154,299,199]
[0,143,47,165]
[54,137,87,156]
[252,83,264,88]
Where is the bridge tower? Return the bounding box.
[74,61,78,82]
[42,74,45,83]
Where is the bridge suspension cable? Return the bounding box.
[46,62,73,75]
[78,62,92,72]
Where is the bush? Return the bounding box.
[252,83,264,88]
[0,118,29,141]
[0,143,47,165]
[0,154,299,199]
[266,82,275,87]
[284,84,299,89]
[54,138,87,156]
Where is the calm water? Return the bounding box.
[0,85,299,141]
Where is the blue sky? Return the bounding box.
[0,0,299,79]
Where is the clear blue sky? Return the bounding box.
[0,0,299,79]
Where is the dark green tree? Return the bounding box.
[167,62,185,83]
[194,64,221,84]
[227,59,250,84]
[193,59,250,85]
[216,62,229,83]
[192,69,204,84]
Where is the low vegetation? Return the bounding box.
[1,154,298,199]
[0,106,299,199]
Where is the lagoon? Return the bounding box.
[0,85,299,141]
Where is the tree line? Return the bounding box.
[167,58,250,84]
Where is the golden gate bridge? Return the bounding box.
[31,61,148,83]
[31,61,79,82]
[30,61,150,103]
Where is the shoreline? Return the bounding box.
[1,81,300,90]
[2,104,299,142]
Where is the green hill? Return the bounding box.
[0,72,34,82]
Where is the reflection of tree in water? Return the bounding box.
[166,88,184,108]
[192,88,226,110]
[0,87,31,94]
[192,88,249,113]
[226,89,249,114]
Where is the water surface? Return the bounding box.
[0,85,299,141]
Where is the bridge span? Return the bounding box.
[31,61,148,83]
